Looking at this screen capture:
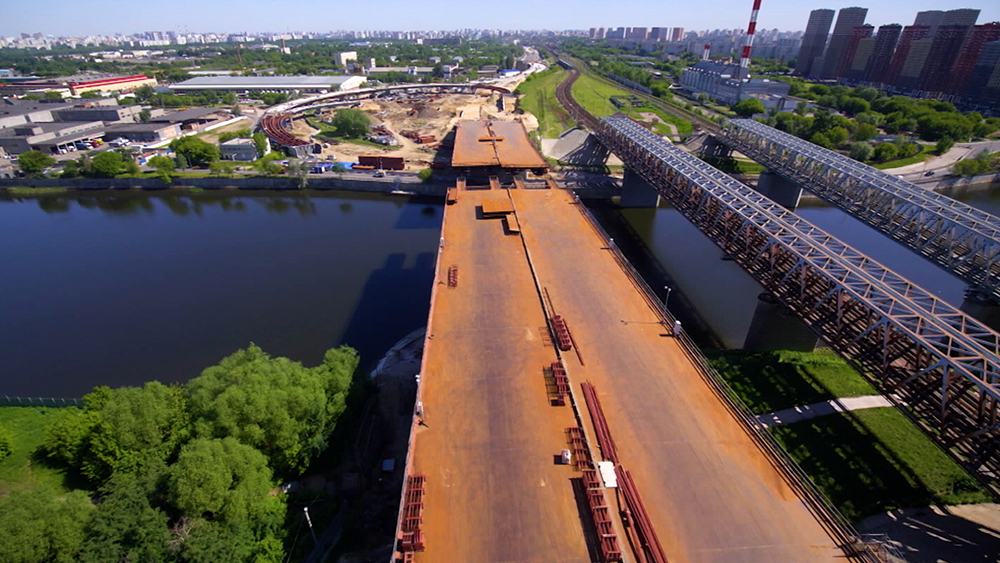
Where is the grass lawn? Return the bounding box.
[0,407,82,496]
[699,155,766,174]
[516,68,576,139]
[571,73,632,119]
[706,348,876,414]
[872,144,935,169]
[771,407,990,522]
[1,187,69,196]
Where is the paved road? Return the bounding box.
[756,396,894,428]
[511,187,848,563]
[891,139,1000,181]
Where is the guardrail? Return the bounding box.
[568,190,897,563]
[0,396,83,407]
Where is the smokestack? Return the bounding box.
[739,0,762,79]
[702,44,711,60]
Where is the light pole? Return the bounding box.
[664,285,672,309]
[304,506,318,545]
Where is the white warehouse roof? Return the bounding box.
[169,75,366,92]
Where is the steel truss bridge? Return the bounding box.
[598,114,1000,491]
[719,119,1000,303]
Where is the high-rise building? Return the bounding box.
[650,27,669,41]
[913,10,945,36]
[883,25,931,86]
[941,8,979,27]
[820,7,869,79]
[670,27,685,42]
[795,8,835,76]
[897,38,933,91]
[836,24,874,79]
[862,23,902,84]
[628,27,648,40]
[846,36,876,81]
[948,23,1000,94]
[918,24,974,93]
[965,41,1000,106]
[589,28,598,39]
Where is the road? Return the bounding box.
[891,139,1000,181]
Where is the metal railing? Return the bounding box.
[0,396,82,408]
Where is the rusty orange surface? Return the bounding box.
[451,120,549,169]
[410,187,592,563]
[509,188,849,563]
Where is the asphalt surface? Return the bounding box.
[510,188,848,563]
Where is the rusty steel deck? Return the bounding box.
[450,120,549,169]
[409,186,592,563]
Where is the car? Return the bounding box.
[924,170,935,177]
[373,170,385,178]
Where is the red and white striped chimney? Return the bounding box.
[702,44,711,61]
[739,0,762,79]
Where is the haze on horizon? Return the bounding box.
[2,0,998,39]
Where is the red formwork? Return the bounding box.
[551,316,573,351]
[551,361,569,405]
[398,474,427,554]
[447,265,458,288]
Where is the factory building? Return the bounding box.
[680,61,790,108]
[0,74,156,97]
[169,75,366,94]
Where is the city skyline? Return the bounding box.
[2,0,999,39]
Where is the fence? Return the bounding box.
[1,396,83,407]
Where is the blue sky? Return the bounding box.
[2,0,998,38]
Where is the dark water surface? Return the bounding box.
[598,184,1000,348]
[1,191,442,397]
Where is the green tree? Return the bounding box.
[936,137,955,155]
[187,344,357,475]
[0,423,12,461]
[134,85,155,103]
[209,161,237,176]
[839,97,870,116]
[872,143,898,162]
[137,108,151,123]
[148,155,175,182]
[231,104,242,117]
[417,167,433,182]
[169,437,275,523]
[732,98,765,118]
[80,474,170,563]
[809,132,833,149]
[60,160,81,178]
[89,151,125,177]
[176,153,190,169]
[854,122,878,142]
[0,489,93,563]
[170,137,221,167]
[41,409,99,468]
[17,150,56,175]
[45,90,63,100]
[252,132,269,157]
[330,108,371,139]
[849,141,874,162]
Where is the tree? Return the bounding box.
[80,474,170,563]
[826,126,849,147]
[137,108,151,123]
[853,123,878,142]
[732,98,765,118]
[231,104,242,117]
[872,143,898,162]
[148,155,175,182]
[45,90,63,100]
[849,142,873,162]
[61,160,81,178]
[169,437,275,523]
[176,153,189,170]
[0,489,93,563]
[0,423,12,462]
[697,93,709,105]
[17,150,55,175]
[170,137,220,167]
[134,85,155,103]
[417,168,433,182]
[330,108,370,139]
[936,137,955,155]
[89,151,125,178]
[954,158,992,176]
[809,132,833,149]
[187,344,357,475]
[209,161,237,176]
[252,132,268,157]
[839,97,870,116]
[285,160,309,189]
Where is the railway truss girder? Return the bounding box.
[719,119,1000,304]
[597,114,1000,492]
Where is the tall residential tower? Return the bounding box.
[795,8,835,76]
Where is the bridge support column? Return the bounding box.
[755,171,803,209]
[699,135,732,158]
[619,167,660,208]
[743,293,818,352]
[960,292,1000,332]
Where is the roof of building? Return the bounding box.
[148,107,220,122]
[451,120,548,169]
[221,137,255,146]
[105,122,179,132]
[0,121,103,137]
[169,75,363,90]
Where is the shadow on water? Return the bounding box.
[339,251,437,372]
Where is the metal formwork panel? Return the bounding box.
[720,118,1000,302]
[598,114,1000,489]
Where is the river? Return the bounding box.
[0,191,442,398]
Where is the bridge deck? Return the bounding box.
[509,188,846,563]
[411,187,592,562]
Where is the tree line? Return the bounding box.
[0,344,360,563]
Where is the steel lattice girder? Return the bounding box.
[598,114,1000,481]
[718,118,1000,302]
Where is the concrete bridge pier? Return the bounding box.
[699,135,732,158]
[755,171,803,209]
[960,291,1000,332]
[743,293,818,352]
[619,167,661,208]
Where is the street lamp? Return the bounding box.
[304,506,318,545]
[664,285,672,309]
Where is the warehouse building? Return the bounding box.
[219,138,260,161]
[680,61,790,108]
[0,120,105,155]
[0,74,156,96]
[103,122,181,144]
[169,75,366,94]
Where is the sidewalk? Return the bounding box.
[756,395,893,428]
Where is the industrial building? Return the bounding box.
[680,61,790,108]
[168,75,366,94]
[219,138,260,161]
[0,74,156,97]
[0,98,135,154]
[101,122,182,144]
